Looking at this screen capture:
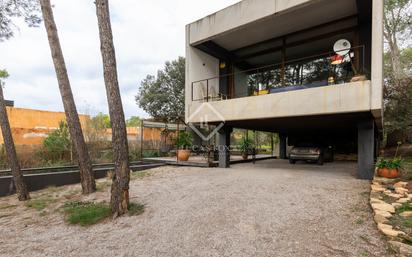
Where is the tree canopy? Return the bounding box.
[126,116,141,127]
[0,69,9,85]
[383,0,412,138]
[90,112,111,129]
[136,57,185,123]
[0,0,41,41]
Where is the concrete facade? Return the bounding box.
[188,80,373,123]
[185,0,383,179]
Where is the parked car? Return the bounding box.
[289,145,333,165]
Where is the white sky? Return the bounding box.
[0,0,239,118]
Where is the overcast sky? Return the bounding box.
[0,0,239,118]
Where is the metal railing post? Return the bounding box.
[206,80,209,102]
[191,82,194,101]
[362,45,365,75]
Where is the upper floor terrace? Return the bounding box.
[185,0,383,131]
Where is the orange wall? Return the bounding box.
[103,127,163,142]
[5,107,89,129]
[0,107,167,145]
[0,107,89,145]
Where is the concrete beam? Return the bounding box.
[188,81,372,124]
[370,0,384,121]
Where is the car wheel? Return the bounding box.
[289,159,296,164]
[317,156,324,165]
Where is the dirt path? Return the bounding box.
[0,160,392,257]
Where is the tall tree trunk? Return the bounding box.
[95,0,130,216]
[388,37,403,82]
[40,0,95,194]
[0,86,30,200]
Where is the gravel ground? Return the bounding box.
[0,160,393,257]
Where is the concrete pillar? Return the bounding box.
[358,119,375,180]
[189,125,205,147]
[279,133,287,159]
[218,126,232,168]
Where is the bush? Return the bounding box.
[177,131,193,149]
[63,201,111,226]
[0,145,7,169]
[142,150,159,158]
[42,121,71,163]
[129,142,141,161]
[239,138,253,154]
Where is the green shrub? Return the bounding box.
[63,201,111,226]
[129,143,141,161]
[142,150,159,158]
[0,145,7,169]
[376,158,404,169]
[42,121,71,163]
[396,203,412,214]
[239,138,253,154]
[177,131,193,149]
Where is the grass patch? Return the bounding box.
[359,235,371,244]
[96,180,112,192]
[396,203,412,214]
[63,201,111,226]
[399,218,412,227]
[128,202,145,216]
[360,191,370,197]
[25,197,55,211]
[131,170,151,179]
[356,218,364,225]
[390,203,412,235]
[359,250,369,256]
[0,204,17,210]
[63,189,81,199]
[381,194,395,204]
[45,186,60,193]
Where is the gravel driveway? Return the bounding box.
[0,160,392,257]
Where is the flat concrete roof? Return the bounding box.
[187,0,358,50]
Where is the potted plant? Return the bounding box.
[177,131,193,161]
[376,158,404,178]
[239,138,253,160]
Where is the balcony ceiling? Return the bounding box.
[209,0,358,51]
[216,112,373,135]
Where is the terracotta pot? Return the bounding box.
[377,168,400,178]
[241,153,248,160]
[177,149,191,161]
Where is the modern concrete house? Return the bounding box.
[185,0,383,179]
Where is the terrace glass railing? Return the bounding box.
[191,45,368,102]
